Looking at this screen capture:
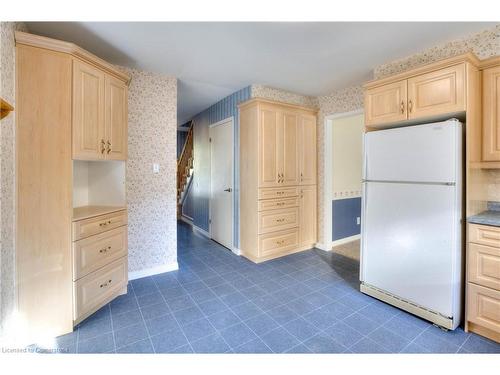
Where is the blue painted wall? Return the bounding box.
[332,198,361,241]
[182,86,252,246]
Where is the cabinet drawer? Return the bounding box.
[258,187,298,200]
[469,224,500,248]
[74,256,128,322]
[73,226,128,280]
[258,197,299,211]
[258,207,299,234]
[259,228,299,257]
[73,210,127,241]
[469,243,500,291]
[467,283,500,335]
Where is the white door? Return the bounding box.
[210,118,233,249]
[364,120,461,183]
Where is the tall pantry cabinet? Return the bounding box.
[239,98,317,263]
[15,31,130,340]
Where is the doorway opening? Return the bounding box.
[324,110,364,261]
[209,117,234,251]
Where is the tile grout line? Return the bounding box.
[108,303,117,353]
[129,282,157,354]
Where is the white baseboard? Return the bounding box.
[180,215,193,225]
[315,234,361,252]
[129,261,179,280]
[231,247,241,256]
[192,224,211,239]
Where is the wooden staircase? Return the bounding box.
[177,122,194,219]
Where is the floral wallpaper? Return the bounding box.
[251,84,318,108]
[0,21,28,336]
[117,67,178,276]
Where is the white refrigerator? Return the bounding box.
[360,119,463,330]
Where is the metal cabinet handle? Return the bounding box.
[224,188,232,192]
[408,100,413,113]
[400,100,405,114]
[106,140,112,154]
[99,279,112,288]
[101,139,106,154]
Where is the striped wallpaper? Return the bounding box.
[182,86,251,247]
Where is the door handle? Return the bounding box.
[224,188,232,192]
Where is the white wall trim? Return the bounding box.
[231,247,241,256]
[209,116,235,249]
[332,234,361,248]
[180,215,193,225]
[193,224,211,239]
[323,109,364,246]
[129,261,179,280]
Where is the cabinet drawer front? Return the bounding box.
[467,283,500,334]
[258,207,299,234]
[469,224,500,248]
[73,210,127,241]
[259,228,299,257]
[469,243,500,291]
[407,64,465,119]
[73,226,128,280]
[258,197,299,211]
[74,256,128,321]
[258,187,299,200]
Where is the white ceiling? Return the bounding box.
[26,22,496,124]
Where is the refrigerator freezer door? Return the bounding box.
[360,182,460,317]
[364,120,461,183]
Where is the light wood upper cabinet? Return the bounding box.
[282,111,300,186]
[105,75,128,161]
[299,114,317,185]
[365,80,407,126]
[407,64,465,119]
[482,65,500,161]
[259,108,281,187]
[73,60,105,160]
[299,185,317,246]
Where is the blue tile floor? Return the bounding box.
[38,222,500,353]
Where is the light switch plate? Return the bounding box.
[356,217,361,225]
[153,163,160,173]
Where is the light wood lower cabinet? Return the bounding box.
[466,223,500,343]
[73,226,128,280]
[240,98,317,263]
[73,209,128,241]
[74,256,128,324]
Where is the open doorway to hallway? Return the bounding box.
[325,111,364,261]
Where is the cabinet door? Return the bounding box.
[105,75,128,160]
[482,65,500,161]
[299,114,317,185]
[281,111,300,186]
[365,80,407,126]
[259,108,281,187]
[299,185,317,246]
[407,64,465,120]
[73,60,105,160]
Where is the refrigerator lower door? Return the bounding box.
[360,182,461,318]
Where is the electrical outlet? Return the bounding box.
[356,217,361,225]
[153,163,160,173]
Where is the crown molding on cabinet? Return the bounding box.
[239,97,318,113]
[364,52,481,89]
[15,31,131,85]
[479,55,500,70]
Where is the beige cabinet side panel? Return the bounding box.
[16,45,74,337]
[105,74,128,161]
[299,185,317,246]
[72,59,106,160]
[482,65,500,161]
[299,114,317,185]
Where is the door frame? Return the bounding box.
[321,109,364,251]
[208,116,236,253]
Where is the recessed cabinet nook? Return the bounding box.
[364,53,500,343]
[239,98,317,263]
[15,31,130,339]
